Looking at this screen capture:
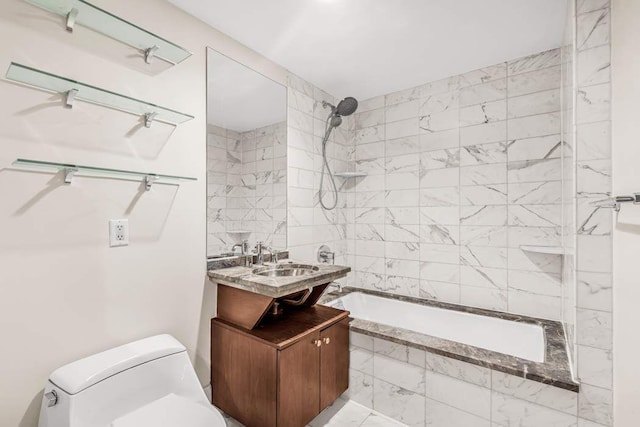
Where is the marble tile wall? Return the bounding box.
[207,122,287,255]
[347,48,565,320]
[347,331,581,427]
[286,73,354,275]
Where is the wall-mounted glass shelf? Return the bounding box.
[334,172,368,178]
[520,245,574,256]
[13,158,197,191]
[26,0,192,65]
[6,63,194,126]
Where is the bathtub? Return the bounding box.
[327,291,544,362]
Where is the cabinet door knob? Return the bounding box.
[312,339,322,347]
[323,337,331,345]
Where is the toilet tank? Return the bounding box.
[38,335,208,427]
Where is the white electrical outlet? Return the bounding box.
[109,219,129,247]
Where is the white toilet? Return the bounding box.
[37,334,226,427]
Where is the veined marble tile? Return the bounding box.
[576,159,611,198]
[373,337,425,367]
[355,125,385,145]
[386,100,420,123]
[508,181,562,204]
[419,91,459,116]
[460,205,507,226]
[508,89,561,119]
[576,121,611,161]
[577,345,612,389]
[360,412,407,427]
[460,121,507,146]
[419,279,461,303]
[460,286,508,312]
[420,187,460,207]
[420,243,460,264]
[461,163,507,185]
[460,265,508,289]
[287,73,314,97]
[355,223,385,241]
[425,371,491,419]
[576,235,612,273]
[508,270,562,297]
[355,256,386,275]
[288,89,315,115]
[577,198,612,235]
[508,204,561,227]
[345,369,374,408]
[491,392,577,427]
[508,291,561,320]
[459,63,507,88]
[460,142,507,166]
[356,191,385,208]
[385,86,421,106]
[578,384,613,426]
[576,84,610,124]
[425,398,491,427]
[507,48,562,76]
[419,109,459,133]
[424,350,491,387]
[576,309,612,350]
[419,128,459,151]
[372,378,425,427]
[460,246,508,269]
[577,8,610,51]
[577,271,612,312]
[508,248,562,273]
[308,398,371,427]
[356,157,386,175]
[373,354,426,394]
[420,261,460,283]
[386,153,420,173]
[386,172,420,191]
[355,175,385,192]
[387,118,419,139]
[356,271,385,291]
[507,134,563,162]
[507,158,561,183]
[459,79,507,107]
[350,347,374,376]
[507,66,561,98]
[288,108,314,133]
[459,100,507,126]
[460,184,507,206]
[419,167,459,188]
[508,226,561,247]
[351,331,374,351]
[460,225,508,247]
[577,0,610,14]
[577,418,610,427]
[355,108,385,129]
[577,45,611,87]
[385,223,420,243]
[419,149,460,170]
[419,76,461,97]
[385,189,419,207]
[358,95,385,113]
[507,112,560,140]
[386,136,420,157]
[386,259,420,280]
[420,207,460,225]
[419,224,459,245]
[387,207,420,225]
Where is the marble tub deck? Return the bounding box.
[320,287,579,392]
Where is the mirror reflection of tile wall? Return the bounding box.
[207,49,287,256]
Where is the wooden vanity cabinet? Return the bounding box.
[211,305,350,427]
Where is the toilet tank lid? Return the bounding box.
[50,334,186,395]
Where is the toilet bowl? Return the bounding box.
[37,334,226,427]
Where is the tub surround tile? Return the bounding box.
[372,378,426,427]
[321,288,578,392]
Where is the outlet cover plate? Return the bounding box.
[109,219,129,247]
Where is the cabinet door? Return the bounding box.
[319,319,350,409]
[278,331,321,427]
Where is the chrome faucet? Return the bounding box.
[254,241,265,265]
[232,239,249,255]
[266,246,281,263]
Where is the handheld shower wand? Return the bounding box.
[319,97,358,211]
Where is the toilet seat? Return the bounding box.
[111,393,226,427]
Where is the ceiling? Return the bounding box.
[172,0,566,101]
[207,49,286,132]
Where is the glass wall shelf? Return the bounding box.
[26,0,192,65]
[13,158,197,191]
[6,63,194,126]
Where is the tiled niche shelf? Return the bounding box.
[520,245,574,256]
[6,63,194,127]
[26,0,192,65]
[13,158,197,191]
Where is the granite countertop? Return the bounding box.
[320,287,579,392]
[207,260,351,298]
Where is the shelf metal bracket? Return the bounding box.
[144,175,158,191]
[144,112,158,128]
[65,89,79,109]
[144,45,159,64]
[63,167,78,184]
[66,8,79,32]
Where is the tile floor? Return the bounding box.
[222,398,407,427]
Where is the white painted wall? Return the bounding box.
[0,0,286,426]
[612,0,640,423]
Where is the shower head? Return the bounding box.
[330,115,343,127]
[335,97,358,116]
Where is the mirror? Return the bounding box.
[206,48,287,257]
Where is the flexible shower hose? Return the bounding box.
[319,116,339,211]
